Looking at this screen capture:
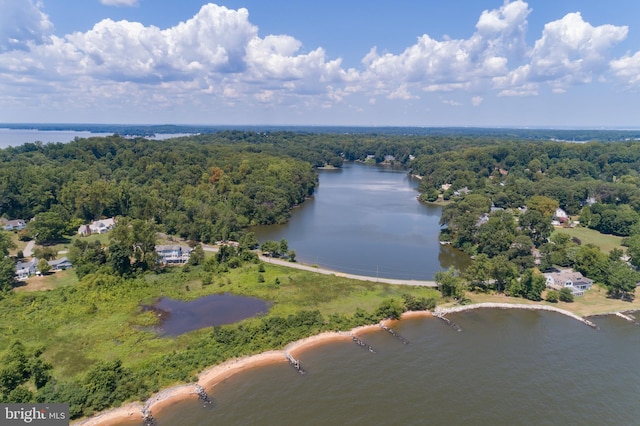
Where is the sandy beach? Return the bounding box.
[72,402,144,426]
[198,350,287,389]
[285,331,352,357]
[70,310,440,426]
[434,303,598,327]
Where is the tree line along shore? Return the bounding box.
[1,130,640,419]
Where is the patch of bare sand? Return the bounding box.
[72,402,143,426]
[285,332,352,357]
[198,351,287,390]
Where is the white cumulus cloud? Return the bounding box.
[494,12,628,95]
[471,96,484,106]
[0,0,637,122]
[357,0,530,99]
[0,0,54,52]
[610,51,640,87]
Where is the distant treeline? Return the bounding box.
[2,123,640,141]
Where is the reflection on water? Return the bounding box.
[252,163,470,279]
[146,293,270,337]
[438,243,471,271]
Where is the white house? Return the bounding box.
[544,270,594,296]
[1,218,26,231]
[78,217,116,236]
[155,245,192,264]
[15,258,39,280]
[553,208,569,225]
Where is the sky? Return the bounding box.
[1,0,640,127]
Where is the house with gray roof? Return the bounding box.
[48,257,72,271]
[1,218,26,231]
[544,269,594,296]
[15,258,38,281]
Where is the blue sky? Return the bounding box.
[2,0,640,127]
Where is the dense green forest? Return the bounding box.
[410,139,640,300]
[4,131,640,296]
[0,135,317,242]
[2,130,640,417]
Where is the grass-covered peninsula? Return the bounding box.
[0,256,439,419]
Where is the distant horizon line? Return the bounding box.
[2,123,640,131]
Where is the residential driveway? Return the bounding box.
[23,240,35,257]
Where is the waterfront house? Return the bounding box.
[156,245,192,264]
[544,269,594,296]
[15,258,38,280]
[454,187,471,197]
[476,213,490,227]
[48,257,72,271]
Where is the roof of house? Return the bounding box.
[93,218,115,228]
[48,257,71,267]
[156,244,192,252]
[16,258,38,270]
[545,270,593,285]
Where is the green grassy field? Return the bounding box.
[551,226,624,253]
[2,261,439,385]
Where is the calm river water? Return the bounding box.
[253,163,470,280]
[142,164,639,426]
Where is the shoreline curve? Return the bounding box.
[70,305,619,426]
[435,303,598,328]
[71,311,430,426]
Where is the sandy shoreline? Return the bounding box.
[70,305,607,426]
[198,350,287,390]
[72,311,431,426]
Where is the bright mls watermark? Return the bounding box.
[2,404,69,425]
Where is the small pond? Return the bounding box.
[144,293,270,337]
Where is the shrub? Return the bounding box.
[546,290,559,303]
[559,287,574,302]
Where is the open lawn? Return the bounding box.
[8,231,28,256]
[552,226,624,253]
[13,269,78,292]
